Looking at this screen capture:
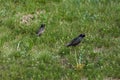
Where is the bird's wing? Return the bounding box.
[66,37,78,46]
[70,37,78,44]
[37,27,45,35]
[71,37,82,44]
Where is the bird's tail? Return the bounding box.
[66,43,71,47]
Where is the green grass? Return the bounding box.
[0,0,120,80]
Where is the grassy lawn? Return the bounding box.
[0,0,120,80]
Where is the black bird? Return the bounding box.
[66,34,85,47]
[36,24,45,36]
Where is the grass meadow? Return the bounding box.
[0,0,120,80]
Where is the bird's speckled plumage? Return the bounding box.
[66,34,85,47]
[36,24,45,36]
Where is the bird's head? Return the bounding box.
[79,34,85,37]
[41,24,45,28]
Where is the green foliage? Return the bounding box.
[0,0,120,79]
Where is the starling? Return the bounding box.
[36,24,45,36]
[66,34,85,47]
